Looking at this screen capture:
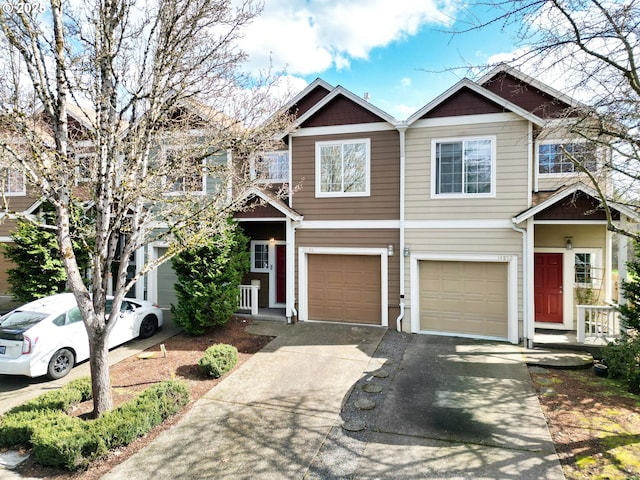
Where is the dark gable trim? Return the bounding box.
[482,72,573,119]
[288,85,332,119]
[535,190,620,221]
[234,198,286,219]
[301,94,386,127]
[420,87,506,119]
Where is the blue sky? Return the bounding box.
[238,0,523,119]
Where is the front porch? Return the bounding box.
[534,304,622,357]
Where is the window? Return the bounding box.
[251,241,269,273]
[73,152,94,184]
[538,142,597,174]
[255,151,289,182]
[575,253,593,284]
[316,139,370,197]
[432,137,495,196]
[163,147,205,194]
[0,167,25,196]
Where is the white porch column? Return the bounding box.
[285,217,296,323]
[618,216,628,305]
[526,218,535,345]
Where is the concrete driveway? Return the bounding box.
[102,323,564,480]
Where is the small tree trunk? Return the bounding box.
[88,330,112,417]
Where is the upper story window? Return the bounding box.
[538,142,597,174]
[432,136,495,197]
[73,152,94,185]
[0,166,25,196]
[316,138,370,197]
[163,146,206,195]
[255,151,289,183]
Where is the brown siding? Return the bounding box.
[482,72,572,118]
[235,201,286,219]
[289,85,331,118]
[301,95,386,127]
[535,191,619,221]
[291,130,400,220]
[296,228,400,329]
[422,88,505,118]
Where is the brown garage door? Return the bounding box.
[308,254,381,325]
[419,260,508,338]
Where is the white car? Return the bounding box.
[0,293,163,379]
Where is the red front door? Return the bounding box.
[534,253,564,323]
[276,245,286,304]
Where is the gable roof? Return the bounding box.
[293,85,397,128]
[477,64,583,111]
[235,187,302,221]
[406,78,544,126]
[513,183,640,224]
[284,78,334,112]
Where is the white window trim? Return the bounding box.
[252,150,289,184]
[535,138,596,177]
[315,138,371,198]
[162,145,206,196]
[74,152,94,185]
[250,240,270,273]
[430,135,496,199]
[573,248,602,289]
[0,167,26,196]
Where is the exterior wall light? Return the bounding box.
[403,246,410,257]
[565,237,573,250]
[387,244,394,256]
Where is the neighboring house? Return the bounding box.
[0,104,97,296]
[238,65,639,347]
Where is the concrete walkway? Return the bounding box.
[102,324,564,480]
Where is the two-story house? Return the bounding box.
[236,65,638,347]
[235,79,403,328]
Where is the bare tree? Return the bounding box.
[0,0,292,416]
[462,0,640,239]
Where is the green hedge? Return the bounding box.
[198,343,238,378]
[0,378,190,470]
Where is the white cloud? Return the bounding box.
[239,0,460,76]
[400,77,412,88]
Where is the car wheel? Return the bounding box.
[139,315,158,339]
[47,348,75,380]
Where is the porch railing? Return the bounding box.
[576,304,621,343]
[238,284,259,315]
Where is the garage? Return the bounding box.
[307,254,381,325]
[155,247,178,310]
[419,260,508,338]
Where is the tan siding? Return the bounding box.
[405,120,530,220]
[291,130,400,220]
[296,228,400,328]
[404,228,523,336]
[535,224,605,249]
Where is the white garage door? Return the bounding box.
[156,247,178,309]
[308,254,381,325]
[419,260,508,338]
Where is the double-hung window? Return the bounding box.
[255,151,289,183]
[432,137,495,197]
[316,139,370,197]
[251,241,270,273]
[0,166,25,196]
[538,141,597,174]
[163,146,206,195]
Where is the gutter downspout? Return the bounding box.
[511,219,531,348]
[396,123,408,332]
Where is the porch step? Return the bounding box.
[524,347,594,368]
[532,341,605,360]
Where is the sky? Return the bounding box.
[237,0,525,120]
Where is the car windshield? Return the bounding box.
[0,310,48,329]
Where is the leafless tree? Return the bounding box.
[462,0,640,239]
[0,0,292,416]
